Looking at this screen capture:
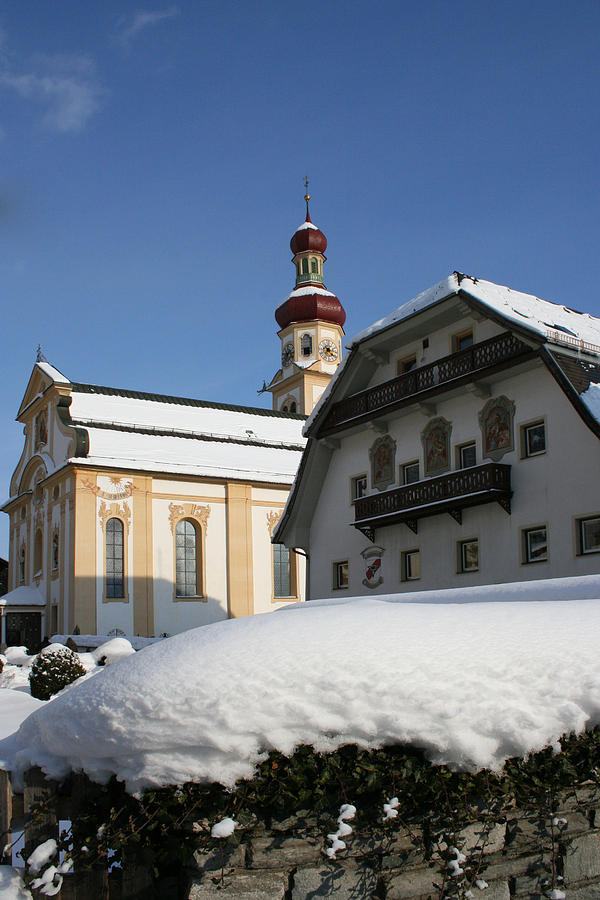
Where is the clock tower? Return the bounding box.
[268,192,346,415]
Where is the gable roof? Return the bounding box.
[304,272,600,438]
[17,365,307,487]
[275,273,600,547]
[349,272,600,351]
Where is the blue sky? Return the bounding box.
[1,0,599,556]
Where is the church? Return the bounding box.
[1,194,346,649]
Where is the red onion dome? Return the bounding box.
[290,212,328,255]
[275,289,346,330]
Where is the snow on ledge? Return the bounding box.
[36,361,70,385]
[581,382,600,424]
[295,221,318,231]
[284,286,336,301]
[3,575,600,793]
[0,587,46,607]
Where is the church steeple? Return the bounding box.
[268,191,346,416]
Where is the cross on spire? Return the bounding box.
[303,175,310,218]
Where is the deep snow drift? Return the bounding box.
[2,581,600,793]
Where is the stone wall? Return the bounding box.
[187,786,600,899]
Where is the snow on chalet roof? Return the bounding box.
[349,272,600,352]
[3,574,600,793]
[65,382,306,483]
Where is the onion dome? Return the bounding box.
[275,288,346,330]
[276,190,346,330]
[290,210,328,255]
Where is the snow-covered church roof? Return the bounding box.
[35,368,307,484]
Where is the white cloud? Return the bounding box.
[0,55,103,133]
[115,7,179,48]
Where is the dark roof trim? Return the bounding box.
[70,382,307,421]
[73,418,305,451]
[273,437,315,545]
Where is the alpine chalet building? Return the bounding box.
[275,273,600,596]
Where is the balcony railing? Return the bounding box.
[295,272,324,286]
[320,331,535,435]
[354,463,512,539]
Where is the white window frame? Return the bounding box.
[522,525,549,564]
[577,515,600,555]
[350,474,368,502]
[401,549,420,582]
[458,539,479,573]
[521,419,547,458]
[332,560,349,590]
[402,460,420,485]
[456,441,477,470]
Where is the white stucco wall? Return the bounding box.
[308,359,600,599]
[95,478,134,635]
[251,486,306,614]
[152,491,228,637]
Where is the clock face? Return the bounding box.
[282,342,294,367]
[319,339,338,362]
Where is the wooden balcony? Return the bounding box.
[354,463,512,540]
[320,331,535,435]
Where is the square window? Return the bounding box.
[402,550,420,581]
[523,422,546,457]
[579,516,600,554]
[453,330,473,352]
[397,355,417,375]
[333,560,349,590]
[523,526,548,563]
[402,461,420,485]
[457,442,477,469]
[351,474,368,501]
[459,539,479,573]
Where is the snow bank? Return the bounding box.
[3,580,600,793]
[0,693,45,741]
[51,633,159,651]
[4,647,35,667]
[0,867,31,899]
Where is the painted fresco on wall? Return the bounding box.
[369,435,396,491]
[479,396,515,461]
[421,418,452,476]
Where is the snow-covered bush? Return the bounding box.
[29,647,87,701]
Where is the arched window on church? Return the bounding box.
[19,544,26,583]
[289,401,297,413]
[301,258,309,274]
[175,519,201,597]
[301,334,312,357]
[272,544,297,599]
[310,258,318,273]
[106,518,125,599]
[52,529,59,572]
[33,529,43,576]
